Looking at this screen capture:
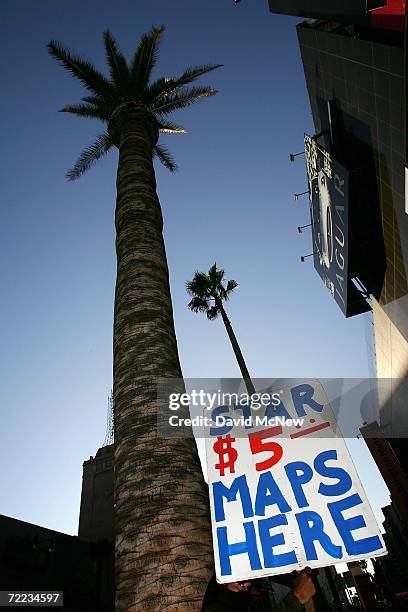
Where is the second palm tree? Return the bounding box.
[187,263,255,395]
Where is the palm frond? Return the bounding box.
[80,95,117,118]
[158,119,187,134]
[82,94,104,104]
[153,86,218,115]
[208,263,222,285]
[103,30,131,98]
[51,29,221,177]
[187,295,210,313]
[66,132,113,180]
[153,143,177,172]
[59,103,110,121]
[144,77,175,106]
[169,64,223,90]
[216,268,225,285]
[130,25,165,94]
[47,40,116,101]
[145,64,222,105]
[186,272,212,298]
[206,306,219,320]
[220,278,238,301]
[226,279,238,294]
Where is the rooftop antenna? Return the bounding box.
[103,391,114,447]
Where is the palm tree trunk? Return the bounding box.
[111,103,212,611]
[217,300,256,396]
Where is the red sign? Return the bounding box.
[371,0,406,30]
[372,0,405,14]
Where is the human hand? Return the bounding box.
[225,581,251,593]
[292,569,315,604]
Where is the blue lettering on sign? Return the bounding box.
[255,472,292,516]
[291,384,324,417]
[284,461,313,508]
[328,493,383,556]
[296,510,343,560]
[233,403,253,428]
[212,449,382,575]
[264,397,291,420]
[217,521,262,576]
[209,383,326,436]
[210,406,232,436]
[314,450,352,497]
[213,475,253,522]
[259,514,298,568]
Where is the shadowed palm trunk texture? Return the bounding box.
[111,104,212,610]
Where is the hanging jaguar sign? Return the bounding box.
[304,135,353,317]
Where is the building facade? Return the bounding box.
[0,514,114,611]
[269,1,408,477]
[376,502,408,608]
[79,445,114,545]
[0,446,115,611]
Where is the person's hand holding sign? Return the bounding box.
[292,569,316,606]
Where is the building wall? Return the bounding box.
[379,503,408,600]
[372,298,408,443]
[298,21,405,308]
[297,20,408,457]
[373,297,408,379]
[268,1,386,21]
[0,514,114,611]
[0,446,115,611]
[78,445,114,545]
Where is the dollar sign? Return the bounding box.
[213,434,238,476]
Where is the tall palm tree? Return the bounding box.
[48,27,221,610]
[187,263,256,395]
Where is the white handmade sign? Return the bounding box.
[205,380,387,583]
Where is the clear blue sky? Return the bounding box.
[1,0,389,535]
